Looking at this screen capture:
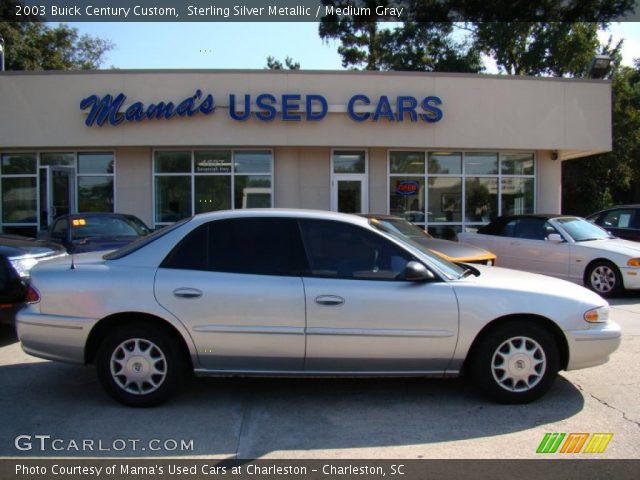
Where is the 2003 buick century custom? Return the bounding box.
[17,209,621,406]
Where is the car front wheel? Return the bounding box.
[96,323,186,406]
[585,260,622,297]
[469,321,560,404]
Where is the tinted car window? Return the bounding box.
[299,220,413,280]
[602,209,635,228]
[162,217,307,276]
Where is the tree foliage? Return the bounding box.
[562,62,640,214]
[265,56,300,70]
[0,2,113,70]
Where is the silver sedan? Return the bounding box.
[17,209,620,406]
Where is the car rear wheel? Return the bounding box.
[469,321,560,404]
[585,260,622,297]
[96,323,187,406]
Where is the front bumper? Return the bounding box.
[621,267,640,290]
[16,310,96,364]
[565,321,622,371]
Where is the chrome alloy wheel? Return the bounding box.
[110,338,167,395]
[590,264,617,294]
[491,336,547,392]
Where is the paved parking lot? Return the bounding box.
[1,296,638,459]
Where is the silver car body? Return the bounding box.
[18,209,620,379]
[458,218,640,291]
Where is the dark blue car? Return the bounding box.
[39,213,152,254]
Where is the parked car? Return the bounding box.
[18,209,620,406]
[39,213,152,253]
[586,205,640,242]
[362,214,497,266]
[0,254,28,325]
[458,214,640,297]
[0,234,66,279]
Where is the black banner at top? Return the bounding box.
[2,0,639,22]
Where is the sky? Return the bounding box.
[66,22,640,72]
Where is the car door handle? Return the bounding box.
[173,288,203,299]
[315,295,345,306]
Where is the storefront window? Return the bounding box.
[78,177,114,212]
[1,153,36,175]
[2,177,37,224]
[154,150,273,225]
[389,150,535,236]
[390,151,424,174]
[464,152,498,175]
[428,177,462,223]
[155,176,191,223]
[429,152,462,174]
[78,153,114,174]
[389,178,424,221]
[40,153,75,167]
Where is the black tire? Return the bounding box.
[469,321,560,404]
[96,323,187,407]
[585,260,623,297]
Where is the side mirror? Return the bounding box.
[547,233,564,243]
[404,261,436,282]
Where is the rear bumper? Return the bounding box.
[565,321,622,370]
[16,310,96,364]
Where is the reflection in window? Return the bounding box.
[2,177,37,223]
[78,177,114,212]
[465,177,498,223]
[501,178,534,216]
[464,152,498,175]
[333,150,366,174]
[78,153,114,174]
[501,153,534,175]
[428,177,462,222]
[389,178,424,221]
[40,153,75,167]
[154,150,273,225]
[1,153,37,175]
[390,151,424,174]
[429,152,462,174]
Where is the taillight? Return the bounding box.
[25,285,41,304]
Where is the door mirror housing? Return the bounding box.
[404,261,436,282]
[547,233,564,243]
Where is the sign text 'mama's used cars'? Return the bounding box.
[458,214,640,297]
[17,210,620,406]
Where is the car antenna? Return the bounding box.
[70,253,76,270]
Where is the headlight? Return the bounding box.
[9,257,38,278]
[627,258,640,267]
[584,306,610,323]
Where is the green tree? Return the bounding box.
[265,56,300,70]
[562,61,640,214]
[319,1,482,72]
[0,2,113,70]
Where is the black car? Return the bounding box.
[586,205,640,242]
[0,254,28,325]
[0,234,67,279]
[39,213,153,254]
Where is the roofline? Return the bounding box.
[0,69,612,85]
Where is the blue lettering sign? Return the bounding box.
[229,94,251,121]
[81,90,216,127]
[306,94,327,121]
[347,94,371,122]
[281,94,302,121]
[421,96,443,123]
[256,93,277,121]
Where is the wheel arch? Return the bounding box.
[463,314,569,373]
[583,257,620,283]
[84,312,194,370]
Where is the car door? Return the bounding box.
[154,217,307,371]
[505,218,570,279]
[298,219,459,373]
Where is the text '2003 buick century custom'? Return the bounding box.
[17,209,621,406]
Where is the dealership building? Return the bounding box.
[0,70,611,238]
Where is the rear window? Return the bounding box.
[104,219,190,260]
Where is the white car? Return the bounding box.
[17,209,620,406]
[458,214,640,297]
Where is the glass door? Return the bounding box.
[330,150,368,214]
[39,166,76,230]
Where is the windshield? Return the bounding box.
[372,217,431,238]
[104,218,190,260]
[372,223,466,280]
[71,216,151,240]
[554,217,611,242]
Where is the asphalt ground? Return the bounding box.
[0,295,638,459]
